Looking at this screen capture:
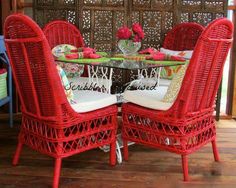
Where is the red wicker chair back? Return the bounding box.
[163,22,204,50]
[4,14,68,119]
[43,20,88,77]
[4,14,118,188]
[170,18,233,116]
[43,20,84,49]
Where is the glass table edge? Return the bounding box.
[56,57,187,70]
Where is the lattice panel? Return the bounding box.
[94,11,113,40]
[180,11,225,26]
[130,0,174,49]
[205,1,224,11]
[34,1,77,27]
[84,0,124,6]
[192,13,213,25]
[114,69,124,83]
[104,0,124,6]
[34,0,227,49]
[59,0,76,5]
[182,0,201,6]
[133,0,151,7]
[141,11,173,49]
[34,0,227,87]
[45,10,66,21]
[37,0,54,5]
[131,11,140,24]
[80,1,127,51]
[178,0,226,26]
[84,0,102,5]
[153,0,173,7]
[122,110,216,153]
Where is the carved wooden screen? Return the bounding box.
[34,0,128,52]
[33,0,227,85]
[33,0,227,51]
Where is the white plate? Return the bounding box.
[52,44,77,58]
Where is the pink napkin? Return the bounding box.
[86,53,101,59]
[146,52,186,61]
[65,52,101,59]
[83,47,96,53]
[66,46,101,59]
[65,53,79,59]
[139,47,158,54]
[71,47,96,54]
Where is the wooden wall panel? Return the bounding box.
[33,0,227,52]
[33,0,228,88]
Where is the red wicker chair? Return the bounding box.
[43,20,84,49]
[4,14,117,188]
[122,18,233,181]
[140,22,204,88]
[43,20,88,77]
[163,22,204,51]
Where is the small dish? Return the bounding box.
[52,44,77,58]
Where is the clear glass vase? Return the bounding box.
[118,40,141,56]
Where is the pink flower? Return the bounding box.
[132,23,144,39]
[116,26,132,39]
[133,34,141,42]
[116,23,144,42]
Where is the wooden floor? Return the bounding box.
[0,119,236,188]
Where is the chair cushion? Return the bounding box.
[162,64,188,103]
[52,44,77,58]
[160,65,183,80]
[125,78,159,90]
[56,61,84,78]
[71,90,117,113]
[126,77,169,90]
[68,77,95,89]
[53,44,84,78]
[56,65,74,103]
[159,48,192,80]
[68,76,112,93]
[123,86,173,111]
[160,48,193,59]
[159,78,171,86]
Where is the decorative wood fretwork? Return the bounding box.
[33,0,228,85]
[34,0,227,51]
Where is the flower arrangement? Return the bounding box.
[116,23,144,42]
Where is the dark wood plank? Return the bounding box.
[0,120,236,188]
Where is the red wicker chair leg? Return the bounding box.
[110,141,116,166]
[123,139,129,161]
[12,142,23,166]
[212,140,220,162]
[53,158,62,188]
[181,155,189,181]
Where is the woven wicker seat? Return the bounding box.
[4,14,117,188]
[122,18,233,181]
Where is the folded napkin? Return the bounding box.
[65,52,101,59]
[146,52,186,61]
[70,47,96,54]
[139,47,158,54]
